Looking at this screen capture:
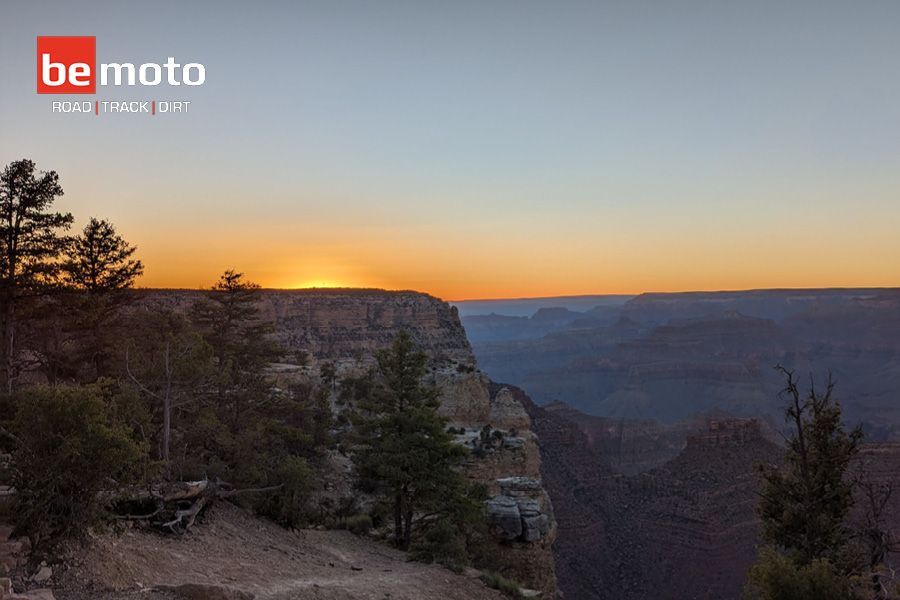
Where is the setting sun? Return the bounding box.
[290,279,348,289]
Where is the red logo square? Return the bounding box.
[37,36,96,94]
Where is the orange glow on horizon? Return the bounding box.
[135,266,900,303]
[74,187,900,303]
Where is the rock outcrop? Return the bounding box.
[486,477,553,543]
[140,288,474,366]
[0,527,54,600]
[437,379,556,596]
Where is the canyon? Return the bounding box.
[528,398,900,599]
[9,286,900,599]
[460,287,900,599]
[462,288,900,431]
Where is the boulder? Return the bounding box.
[485,495,522,540]
[521,514,550,542]
[502,436,526,450]
[31,566,51,583]
[497,476,543,496]
[486,493,553,543]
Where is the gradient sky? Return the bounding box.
[2,0,900,300]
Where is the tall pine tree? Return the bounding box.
[351,331,471,551]
[62,217,144,379]
[0,159,73,391]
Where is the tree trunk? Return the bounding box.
[402,507,413,551]
[394,490,404,548]
[2,298,14,393]
[162,392,171,463]
[161,341,172,464]
[115,479,282,534]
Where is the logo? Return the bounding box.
[37,36,96,94]
[37,36,205,94]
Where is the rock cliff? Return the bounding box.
[139,288,474,365]
[524,399,785,600]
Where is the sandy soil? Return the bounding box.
[54,503,504,600]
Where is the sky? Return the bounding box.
[2,0,900,300]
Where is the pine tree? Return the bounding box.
[61,217,144,379]
[351,331,471,551]
[188,270,316,525]
[63,217,143,293]
[747,366,865,599]
[758,367,862,565]
[0,159,73,391]
[191,270,280,426]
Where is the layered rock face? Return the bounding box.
[525,400,785,600]
[140,289,474,365]
[438,379,556,596]
[542,401,697,474]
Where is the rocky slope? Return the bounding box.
[55,503,508,600]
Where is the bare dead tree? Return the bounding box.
[125,336,207,467]
[115,478,282,534]
[854,466,900,598]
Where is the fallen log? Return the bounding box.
[113,479,282,534]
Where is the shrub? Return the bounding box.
[744,546,855,600]
[257,455,313,527]
[480,571,523,598]
[10,383,149,551]
[410,519,468,568]
[343,513,373,535]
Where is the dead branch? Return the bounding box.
[113,478,282,534]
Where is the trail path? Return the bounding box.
[57,504,503,600]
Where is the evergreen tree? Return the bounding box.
[63,217,143,293]
[351,331,472,551]
[0,159,73,391]
[746,366,864,599]
[9,382,149,550]
[61,217,144,379]
[191,270,280,426]
[758,367,862,565]
[189,270,316,524]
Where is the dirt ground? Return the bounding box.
[53,503,505,600]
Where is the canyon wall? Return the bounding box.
[528,399,900,600]
[140,288,473,365]
[525,401,784,600]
